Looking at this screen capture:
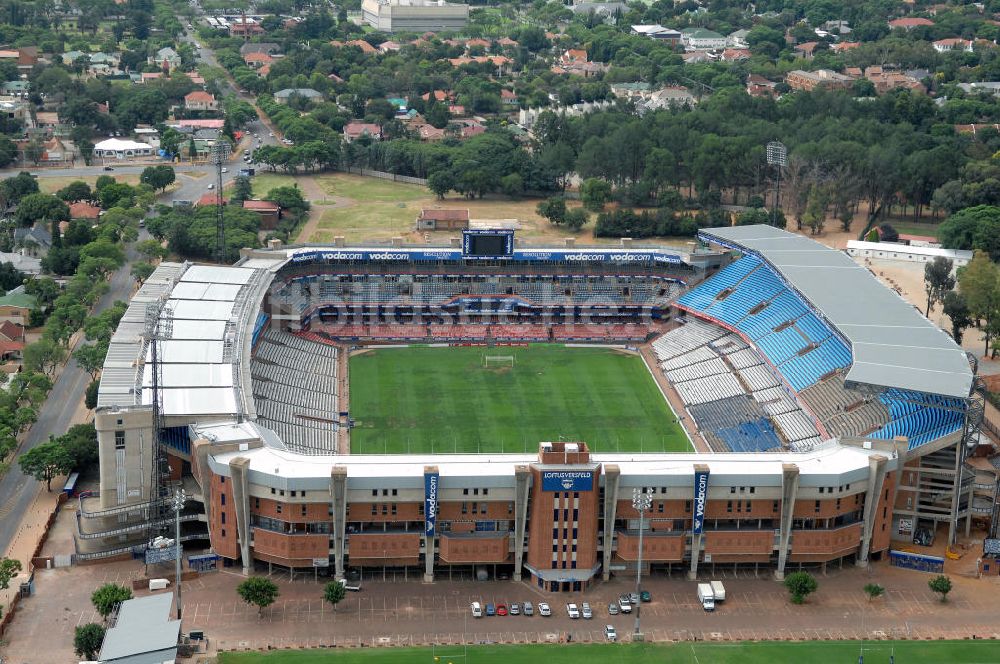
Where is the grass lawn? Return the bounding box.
[882,221,943,241]
[38,174,140,194]
[219,641,1000,664]
[252,174,298,198]
[348,345,687,455]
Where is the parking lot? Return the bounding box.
[4,553,1000,662]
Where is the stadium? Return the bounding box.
[80,224,986,591]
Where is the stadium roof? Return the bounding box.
[700,225,974,400]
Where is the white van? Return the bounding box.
[471,601,483,618]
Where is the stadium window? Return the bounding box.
[730,487,736,494]
[773,501,779,513]
[114,430,125,449]
[301,505,307,517]
[574,492,579,499]
[392,489,397,496]
[552,508,559,520]
[749,487,756,494]
[221,512,226,524]
[736,501,741,513]
[818,487,824,494]
[508,502,513,515]
[746,501,752,514]
[276,504,282,515]
[372,489,378,497]
[726,501,733,513]
[685,500,691,513]
[391,504,397,515]
[482,504,488,515]
[418,504,423,515]
[254,498,260,509]
[836,499,841,510]
[382,489,388,496]
[553,544,558,552]
[571,561,577,569]
[572,528,578,539]
[289,491,295,497]
[462,503,468,514]
[271,488,276,495]
[657,502,664,513]
[471,502,477,514]
[381,505,388,515]
[572,509,578,520]
[279,490,285,496]
[463,488,469,495]
[221,494,226,506]
[552,528,559,540]
[814,500,820,514]
[220,477,225,484]
[221,529,226,537]
[370,504,377,515]
[474,488,479,495]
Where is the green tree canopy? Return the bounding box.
[74,623,106,661]
[19,440,74,491]
[783,571,818,605]
[237,576,279,617]
[91,583,133,620]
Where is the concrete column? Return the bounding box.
[330,465,348,580]
[857,455,888,567]
[423,465,438,583]
[775,463,800,581]
[228,457,252,575]
[512,465,531,579]
[948,441,965,545]
[601,464,620,581]
[688,463,710,580]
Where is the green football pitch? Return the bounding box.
[219,641,1000,664]
[347,345,689,455]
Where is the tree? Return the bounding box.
[427,170,454,200]
[924,257,955,316]
[943,290,973,344]
[23,338,67,375]
[783,571,818,604]
[237,576,279,617]
[131,261,155,284]
[863,583,885,602]
[580,178,612,212]
[928,574,952,602]
[959,251,1000,357]
[737,208,771,226]
[0,557,22,589]
[536,197,567,225]
[136,239,168,261]
[74,623,105,661]
[73,343,107,380]
[91,583,133,621]
[14,193,70,227]
[19,440,74,491]
[323,580,346,611]
[879,223,899,243]
[231,175,253,204]
[564,207,588,231]
[57,181,93,203]
[940,205,1000,262]
[23,139,43,165]
[85,379,100,409]
[139,165,176,192]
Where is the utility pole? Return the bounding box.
[173,488,187,620]
[211,141,231,263]
[766,141,787,226]
[632,488,651,641]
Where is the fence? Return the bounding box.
[345,167,427,186]
[888,549,944,574]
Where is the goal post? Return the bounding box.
[483,355,515,369]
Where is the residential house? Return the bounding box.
[727,29,749,48]
[346,39,377,55]
[196,193,225,207]
[615,85,697,114]
[379,40,402,53]
[720,48,751,62]
[69,201,101,220]
[559,61,609,78]
[446,55,511,75]
[184,90,218,112]
[496,37,519,49]
[831,42,860,53]
[87,52,120,76]
[630,24,682,42]
[746,74,778,98]
[0,253,39,276]
[153,47,180,71]
[243,52,273,69]
[681,28,726,50]
[863,66,925,94]
[240,42,281,57]
[786,69,854,92]
[1,80,28,97]
[243,200,281,231]
[448,104,465,116]
[466,38,490,50]
[343,122,383,142]
[14,225,51,257]
[0,319,25,343]
[680,51,714,63]
[822,20,851,35]
[933,38,973,53]
[422,90,453,103]
[0,97,28,122]
[416,208,469,230]
[958,81,1000,95]
[561,49,588,64]
[93,138,154,159]
[794,41,820,58]
[139,72,163,84]
[500,89,518,106]
[34,111,60,130]
[0,292,32,329]
[416,123,446,141]
[230,17,264,37]
[273,88,323,105]
[888,17,934,30]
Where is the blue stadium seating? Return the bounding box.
[870,395,965,450]
[716,418,782,453]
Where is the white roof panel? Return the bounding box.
[170,282,242,301]
[180,265,255,285]
[142,363,234,388]
[169,320,227,340]
[147,340,225,364]
[143,387,239,416]
[168,299,236,320]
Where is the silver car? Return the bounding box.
[608,602,619,615]
[538,602,551,616]
[581,602,593,619]
[509,602,520,615]
[523,601,534,616]
[605,624,617,642]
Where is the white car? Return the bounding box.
[604,625,617,642]
[566,603,580,619]
[618,596,632,614]
[537,602,551,617]
[207,183,214,189]
[221,167,228,173]
[581,602,592,619]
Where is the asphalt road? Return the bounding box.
[0,34,277,555]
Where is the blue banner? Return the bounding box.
[424,471,439,538]
[289,248,684,265]
[541,471,594,492]
[692,469,709,534]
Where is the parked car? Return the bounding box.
[496,603,508,616]
[221,167,228,173]
[629,592,639,605]
[608,602,619,616]
[640,590,651,603]
[581,602,592,619]
[618,596,632,614]
[485,603,496,617]
[538,602,551,617]
[605,625,617,642]
[471,602,482,618]
[207,183,214,189]
[523,601,534,616]
[103,166,114,171]
[509,602,520,616]
[566,603,580,619]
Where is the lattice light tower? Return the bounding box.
[211,141,232,264]
[766,141,787,227]
[632,488,652,640]
[144,300,173,547]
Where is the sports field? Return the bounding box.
[348,345,689,455]
[219,641,1000,664]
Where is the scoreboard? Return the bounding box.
[462,229,514,259]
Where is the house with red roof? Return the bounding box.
[888,17,934,30]
[69,201,101,220]
[347,39,377,55]
[343,122,383,142]
[184,91,218,112]
[243,200,281,230]
[243,52,273,69]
